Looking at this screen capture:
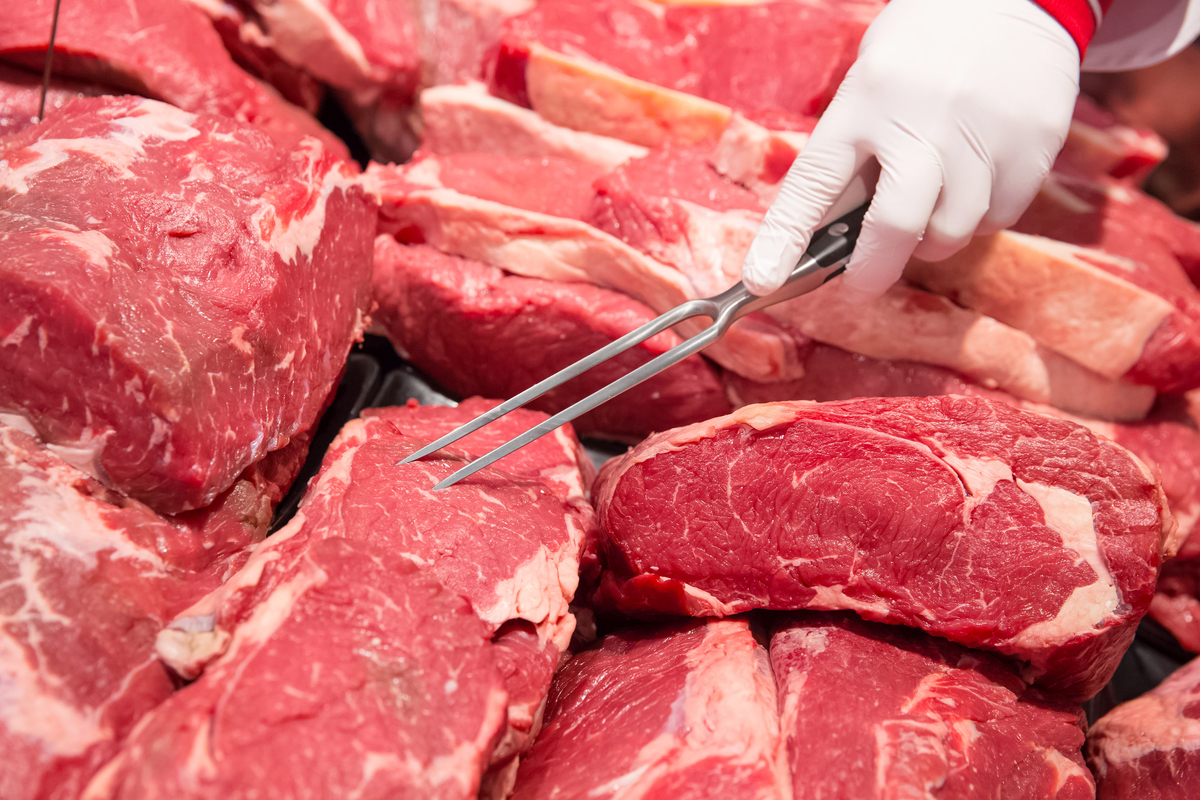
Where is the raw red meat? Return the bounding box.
[593,396,1174,700]
[178,0,324,113]
[582,145,1155,419]
[153,401,594,791]
[371,237,731,441]
[490,0,881,122]
[511,618,789,800]
[1149,559,1200,653]
[418,82,649,171]
[1015,173,1200,293]
[82,538,508,800]
[0,0,343,156]
[365,157,808,382]
[1086,655,1200,798]
[906,230,1200,394]
[0,63,106,137]
[771,613,1094,799]
[0,423,260,800]
[0,96,375,514]
[1055,96,1168,184]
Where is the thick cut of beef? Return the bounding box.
[0,423,261,800]
[905,230,1200,393]
[0,96,375,514]
[1149,559,1200,652]
[155,401,594,788]
[593,396,1174,700]
[1086,655,1200,798]
[371,237,731,441]
[419,82,649,171]
[82,538,508,800]
[0,63,107,137]
[771,613,1094,799]
[365,158,808,382]
[1,0,343,156]
[511,618,789,800]
[489,0,881,144]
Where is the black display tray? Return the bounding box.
[273,334,1193,722]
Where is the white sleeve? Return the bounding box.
[1083,0,1200,71]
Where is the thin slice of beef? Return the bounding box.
[371,237,730,441]
[0,96,375,514]
[364,158,808,382]
[418,82,648,171]
[1,0,343,155]
[156,400,594,781]
[0,424,260,800]
[1086,655,1200,798]
[511,618,789,800]
[82,538,508,800]
[593,396,1175,700]
[771,613,1094,799]
[904,230,1200,393]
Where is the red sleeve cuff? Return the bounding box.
[1029,0,1113,57]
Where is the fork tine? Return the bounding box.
[396,298,715,466]
[430,320,727,490]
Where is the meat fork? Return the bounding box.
[400,202,871,489]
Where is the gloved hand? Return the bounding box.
[741,0,1082,298]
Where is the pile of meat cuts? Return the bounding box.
[3,1,1200,798]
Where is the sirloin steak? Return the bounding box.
[1086,655,1200,799]
[593,396,1175,700]
[771,613,1094,799]
[370,237,730,442]
[0,96,375,514]
[510,618,789,800]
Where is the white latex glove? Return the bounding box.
[741,0,1081,298]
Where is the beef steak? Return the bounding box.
[0,96,374,514]
[1086,655,1200,799]
[370,237,731,441]
[593,396,1174,700]
[771,613,1094,799]
[82,538,508,800]
[511,618,789,800]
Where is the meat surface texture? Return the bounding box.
[0,423,256,800]
[593,396,1174,700]
[82,538,508,800]
[0,63,107,137]
[146,401,594,795]
[511,618,790,800]
[489,0,881,144]
[365,157,809,382]
[771,613,1095,799]
[370,237,731,441]
[0,96,375,514]
[1,0,343,155]
[1086,655,1200,798]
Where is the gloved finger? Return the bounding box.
[980,126,1062,233]
[912,155,993,263]
[742,129,865,296]
[842,146,943,298]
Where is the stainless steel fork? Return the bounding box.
[399,202,870,489]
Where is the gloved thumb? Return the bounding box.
[742,133,861,296]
